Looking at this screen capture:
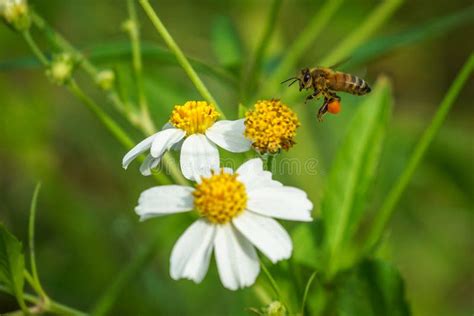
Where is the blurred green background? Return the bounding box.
[0,0,473,315]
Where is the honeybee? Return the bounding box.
[282,67,371,121]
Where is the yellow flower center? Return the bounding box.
[244,99,300,154]
[193,170,247,224]
[170,101,219,135]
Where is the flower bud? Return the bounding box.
[0,0,31,31]
[96,69,115,91]
[264,301,287,316]
[46,54,74,85]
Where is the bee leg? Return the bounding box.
[304,90,319,104]
[317,97,329,121]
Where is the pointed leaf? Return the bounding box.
[0,224,26,307]
[321,77,392,274]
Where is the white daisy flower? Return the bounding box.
[134,158,313,290]
[122,101,251,180]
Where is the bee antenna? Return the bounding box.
[287,79,298,87]
[280,77,298,84]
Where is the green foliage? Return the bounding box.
[0,225,26,310]
[333,260,410,316]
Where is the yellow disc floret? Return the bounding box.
[170,101,219,135]
[244,99,300,154]
[193,170,247,224]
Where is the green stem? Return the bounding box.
[319,0,403,67]
[30,11,130,124]
[363,53,474,253]
[126,0,156,134]
[300,271,317,316]
[264,154,275,172]
[243,0,282,101]
[22,30,49,66]
[0,285,87,316]
[260,0,344,96]
[67,80,134,149]
[260,261,282,300]
[28,183,49,302]
[139,0,226,118]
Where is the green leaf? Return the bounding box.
[333,259,411,316]
[321,77,392,276]
[0,224,27,309]
[211,16,243,69]
[344,5,474,70]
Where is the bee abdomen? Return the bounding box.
[346,74,371,95]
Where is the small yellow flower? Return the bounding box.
[244,99,300,154]
[123,100,251,180]
[134,158,313,290]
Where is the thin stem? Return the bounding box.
[264,154,275,172]
[260,261,282,300]
[363,54,474,253]
[260,0,344,96]
[67,80,135,149]
[28,11,182,185]
[30,11,130,122]
[300,271,317,316]
[243,0,282,101]
[139,0,226,118]
[22,30,49,66]
[126,0,155,134]
[28,183,49,302]
[319,0,403,67]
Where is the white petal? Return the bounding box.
[180,134,219,181]
[139,154,161,176]
[236,158,282,192]
[233,211,292,263]
[122,133,156,169]
[205,119,251,153]
[170,219,216,283]
[150,128,186,158]
[214,224,260,290]
[247,187,313,222]
[135,185,194,221]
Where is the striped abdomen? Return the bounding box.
[328,72,371,95]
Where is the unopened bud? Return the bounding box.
[264,301,287,316]
[0,0,30,31]
[96,69,115,91]
[46,54,74,85]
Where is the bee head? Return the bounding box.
[298,68,313,91]
[280,68,312,91]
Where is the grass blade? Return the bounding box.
[319,0,404,67]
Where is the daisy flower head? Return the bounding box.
[244,99,300,154]
[135,158,313,290]
[122,101,251,180]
